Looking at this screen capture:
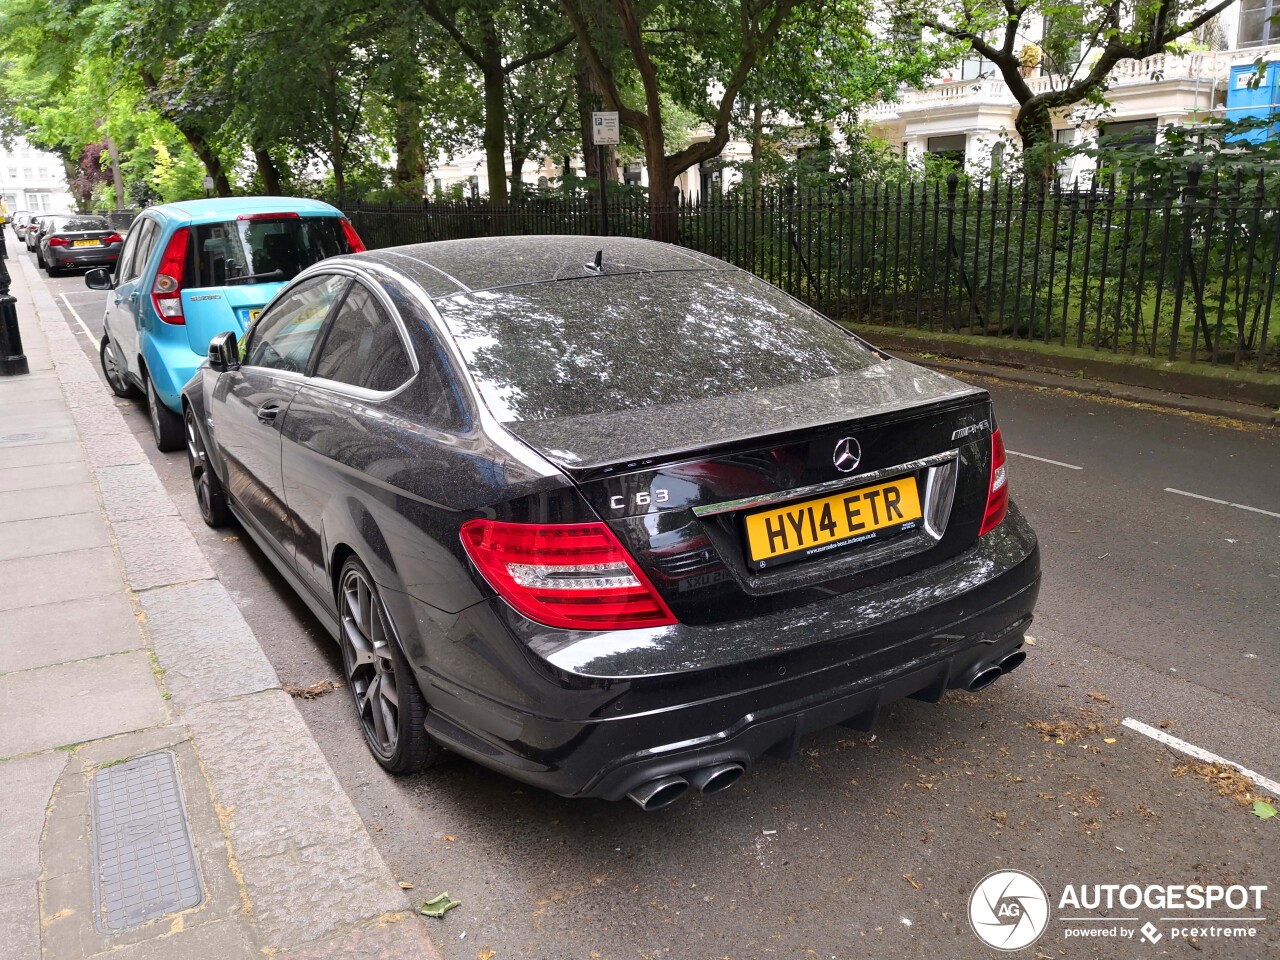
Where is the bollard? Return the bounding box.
[0,251,31,377]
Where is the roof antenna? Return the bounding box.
[585,249,603,273]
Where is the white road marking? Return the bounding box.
[1006,450,1083,470]
[59,292,96,342]
[1122,717,1280,796]
[1164,487,1280,520]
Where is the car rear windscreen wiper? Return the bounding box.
[225,269,285,285]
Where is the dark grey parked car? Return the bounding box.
[38,215,123,276]
[181,237,1040,810]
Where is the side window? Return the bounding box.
[312,283,414,392]
[118,219,158,284]
[243,274,348,374]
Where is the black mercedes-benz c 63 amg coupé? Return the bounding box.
[181,236,1040,810]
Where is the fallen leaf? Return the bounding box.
[1103,738,1117,744]
[443,835,456,842]
[282,678,343,700]
[479,949,496,960]
[399,881,414,890]
[420,892,461,918]
[1023,636,1036,646]
[1251,800,1277,821]
[903,874,921,890]
[1088,692,1112,704]
[222,536,239,543]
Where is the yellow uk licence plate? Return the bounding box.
[744,476,922,569]
[73,239,100,247]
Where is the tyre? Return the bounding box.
[337,557,439,774]
[99,336,141,399]
[184,406,233,527]
[34,248,45,268]
[145,370,184,452]
[45,261,61,277]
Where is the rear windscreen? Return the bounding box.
[435,270,881,423]
[185,216,353,288]
[63,217,110,232]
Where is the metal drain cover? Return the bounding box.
[90,751,204,932]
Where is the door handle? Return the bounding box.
[256,402,280,424]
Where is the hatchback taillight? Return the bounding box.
[152,228,190,325]
[340,218,366,253]
[460,520,677,630]
[979,427,1009,536]
[47,236,69,247]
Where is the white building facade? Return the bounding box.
[0,138,75,216]
[864,3,1280,182]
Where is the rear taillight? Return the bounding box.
[104,233,123,244]
[152,228,190,325]
[340,218,366,253]
[979,427,1009,536]
[237,211,300,221]
[47,236,69,247]
[460,520,677,630]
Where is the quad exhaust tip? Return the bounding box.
[687,762,745,796]
[627,775,689,811]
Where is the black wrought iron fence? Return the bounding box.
[346,166,1280,371]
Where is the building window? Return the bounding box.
[1238,0,1279,47]
[1099,118,1158,149]
[22,168,32,179]
[7,168,15,180]
[623,162,643,186]
[927,134,968,168]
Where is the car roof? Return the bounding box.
[354,236,729,300]
[144,196,343,225]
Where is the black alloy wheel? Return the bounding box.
[184,407,232,527]
[99,336,140,399]
[337,558,438,774]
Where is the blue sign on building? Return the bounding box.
[1225,63,1280,143]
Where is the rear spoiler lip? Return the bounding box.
[518,388,991,482]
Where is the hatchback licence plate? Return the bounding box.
[73,239,100,247]
[744,476,922,569]
[248,309,261,323]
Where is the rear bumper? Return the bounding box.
[48,247,120,267]
[407,505,1041,800]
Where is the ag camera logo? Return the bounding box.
[969,869,1051,951]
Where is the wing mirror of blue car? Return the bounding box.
[84,267,115,291]
[208,331,240,373]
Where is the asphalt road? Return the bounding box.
[37,251,1280,959]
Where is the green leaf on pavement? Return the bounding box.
[420,892,461,918]
[1251,800,1277,821]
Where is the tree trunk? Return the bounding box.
[1015,100,1056,186]
[646,148,677,243]
[181,128,232,196]
[510,149,527,199]
[253,141,284,195]
[103,136,126,209]
[751,101,764,166]
[394,100,425,200]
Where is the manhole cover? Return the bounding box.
[0,432,40,444]
[90,751,204,932]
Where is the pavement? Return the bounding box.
[5,246,1279,959]
[0,252,441,959]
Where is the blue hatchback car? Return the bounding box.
[88,197,364,450]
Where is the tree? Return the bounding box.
[562,0,804,241]
[416,0,574,205]
[912,0,1237,182]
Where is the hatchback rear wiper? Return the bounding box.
[225,269,285,285]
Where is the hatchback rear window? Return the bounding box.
[436,270,881,423]
[184,216,355,288]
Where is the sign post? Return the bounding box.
[591,111,619,238]
[202,175,215,198]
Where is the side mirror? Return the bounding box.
[85,267,115,291]
[208,331,240,373]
